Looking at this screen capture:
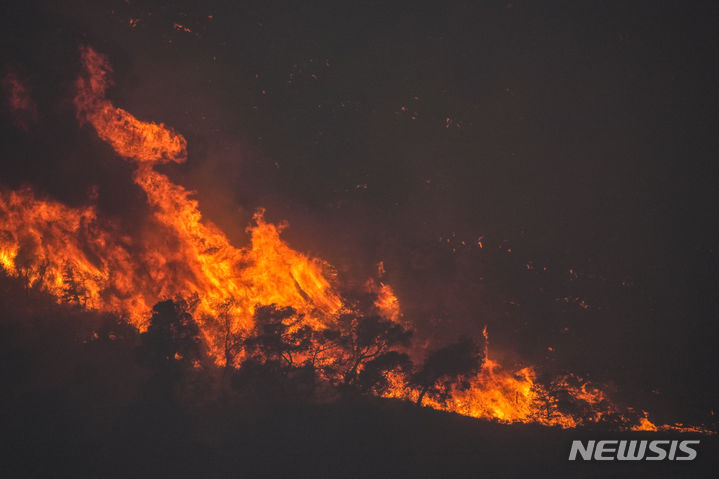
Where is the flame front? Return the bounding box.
[383,327,599,428]
[1,46,343,365]
[0,47,711,433]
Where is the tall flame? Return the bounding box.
[1,46,344,365]
[0,47,712,433]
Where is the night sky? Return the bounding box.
[2,0,718,424]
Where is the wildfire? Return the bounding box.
[2,46,344,363]
[631,411,712,434]
[431,361,578,428]
[366,278,401,323]
[383,327,609,428]
[0,46,713,434]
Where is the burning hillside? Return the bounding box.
[3,46,345,355]
[0,46,712,435]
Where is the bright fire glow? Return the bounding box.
[0,47,712,434]
[2,46,344,365]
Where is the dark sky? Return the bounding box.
[1,0,718,423]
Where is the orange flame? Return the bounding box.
[366,278,401,323]
[384,328,713,431]
[0,47,713,434]
[384,328,580,428]
[631,411,711,434]
[1,46,344,365]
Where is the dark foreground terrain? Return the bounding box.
[3,383,717,479]
[0,278,716,479]
[4,398,718,479]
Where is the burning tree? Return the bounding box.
[231,304,320,401]
[329,313,413,389]
[0,44,708,434]
[243,304,314,368]
[356,350,413,395]
[199,297,244,370]
[411,336,484,406]
[61,264,88,307]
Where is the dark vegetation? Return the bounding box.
[1,273,717,479]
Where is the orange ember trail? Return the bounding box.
[0,46,713,434]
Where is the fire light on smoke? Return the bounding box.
[2,71,38,131]
[2,46,344,363]
[366,278,401,323]
[0,46,712,434]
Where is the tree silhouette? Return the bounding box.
[137,298,203,369]
[357,350,412,395]
[233,304,318,400]
[61,264,88,307]
[332,313,413,387]
[243,304,314,368]
[201,297,243,370]
[133,298,204,407]
[411,336,483,406]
